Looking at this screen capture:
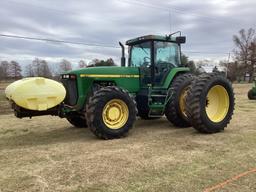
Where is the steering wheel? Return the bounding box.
[154,61,176,74]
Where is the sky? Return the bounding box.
[0,0,255,68]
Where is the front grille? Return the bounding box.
[61,79,78,106]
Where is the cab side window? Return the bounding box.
[154,41,180,85]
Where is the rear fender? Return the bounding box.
[162,67,190,89]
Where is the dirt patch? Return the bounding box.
[0,84,256,192]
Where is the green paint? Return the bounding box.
[60,34,190,116]
[62,66,140,111]
[157,67,190,89]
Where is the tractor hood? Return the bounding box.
[65,66,140,78]
[61,66,141,96]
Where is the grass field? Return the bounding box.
[0,90,12,114]
[0,84,256,192]
[0,81,13,114]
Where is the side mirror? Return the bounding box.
[176,36,186,44]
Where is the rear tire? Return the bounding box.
[186,73,235,133]
[165,73,194,128]
[86,86,137,139]
[248,89,256,100]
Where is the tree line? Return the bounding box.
[0,58,116,80]
[181,28,256,82]
[1,28,255,82]
[0,60,22,80]
[221,28,256,82]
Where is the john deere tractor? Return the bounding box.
[6,33,235,139]
[248,78,256,100]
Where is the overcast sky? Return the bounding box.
[0,0,255,67]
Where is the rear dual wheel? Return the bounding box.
[165,73,194,127]
[186,73,235,133]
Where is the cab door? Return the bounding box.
[130,41,153,87]
[153,41,180,86]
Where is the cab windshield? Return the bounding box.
[130,41,151,67]
[130,41,180,67]
[155,41,180,66]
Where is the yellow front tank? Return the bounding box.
[5,77,66,111]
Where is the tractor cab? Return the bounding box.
[126,34,186,87]
[120,34,188,118]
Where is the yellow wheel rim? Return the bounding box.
[206,85,230,123]
[102,99,129,129]
[179,86,189,118]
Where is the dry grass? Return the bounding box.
[0,81,13,90]
[0,81,16,114]
[0,84,256,192]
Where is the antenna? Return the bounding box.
[169,31,182,37]
[169,9,172,33]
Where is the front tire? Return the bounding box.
[248,89,256,100]
[186,73,235,133]
[86,86,137,139]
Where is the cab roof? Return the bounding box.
[126,35,177,46]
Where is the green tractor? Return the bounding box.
[248,79,256,100]
[7,34,235,139]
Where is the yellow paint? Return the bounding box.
[179,86,189,118]
[206,85,230,123]
[102,99,129,129]
[5,77,66,111]
[80,74,139,78]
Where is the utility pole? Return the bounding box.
[226,52,231,78]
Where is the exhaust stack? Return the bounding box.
[119,42,126,67]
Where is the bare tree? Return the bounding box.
[8,61,22,80]
[233,28,255,82]
[25,64,34,77]
[30,58,52,78]
[32,58,41,76]
[0,65,3,80]
[220,61,239,82]
[40,60,52,78]
[249,41,256,80]
[78,60,87,68]
[59,59,72,73]
[0,61,10,80]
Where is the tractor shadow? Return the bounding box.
[0,126,97,150]
[0,117,210,150]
